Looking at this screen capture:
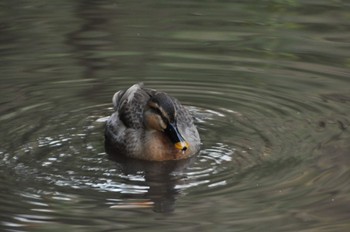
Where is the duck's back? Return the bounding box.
[113,83,153,129]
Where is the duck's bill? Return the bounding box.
[165,123,189,151]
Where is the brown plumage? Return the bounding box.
[105,83,200,161]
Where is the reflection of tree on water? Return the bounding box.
[65,0,117,102]
[105,142,195,213]
[66,0,113,78]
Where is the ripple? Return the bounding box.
[1,18,350,230]
[1,0,350,230]
[2,78,345,201]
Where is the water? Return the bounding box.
[1,0,350,231]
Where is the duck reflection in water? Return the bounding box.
[105,143,196,213]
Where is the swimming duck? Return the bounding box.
[105,83,200,161]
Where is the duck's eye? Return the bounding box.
[153,107,162,116]
[151,107,169,126]
[145,111,167,131]
[148,101,161,115]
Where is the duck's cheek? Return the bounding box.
[144,111,166,131]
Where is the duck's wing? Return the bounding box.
[114,83,152,129]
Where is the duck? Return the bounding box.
[105,83,200,161]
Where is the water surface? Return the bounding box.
[1,1,350,231]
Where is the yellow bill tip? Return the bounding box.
[175,141,189,151]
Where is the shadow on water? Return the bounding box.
[105,141,197,213]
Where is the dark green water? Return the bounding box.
[1,1,350,231]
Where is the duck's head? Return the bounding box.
[144,92,189,152]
